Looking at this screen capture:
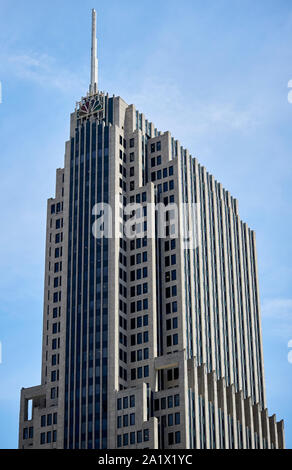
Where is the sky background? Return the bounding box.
[0,0,291,449]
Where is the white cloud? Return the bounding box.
[261,298,292,340]
[120,75,259,142]
[262,298,292,319]
[3,51,87,93]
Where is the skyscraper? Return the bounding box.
[18,10,285,450]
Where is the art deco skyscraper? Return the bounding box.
[19,10,285,450]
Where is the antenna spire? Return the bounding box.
[90,9,98,94]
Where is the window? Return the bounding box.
[137,431,142,443]
[41,415,46,427]
[117,398,122,410]
[117,435,122,448]
[157,141,161,151]
[151,143,155,153]
[130,413,135,426]
[123,397,128,409]
[168,433,174,445]
[130,432,135,445]
[130,138,135,148]
[175,431,181,444]
[130,395,135,408]
[168,414,174,426]
[40,433,46,445]
[175,413,180,425]
[144,429,149,442]
[130,152,135,162]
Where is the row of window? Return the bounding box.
[54,261,62,273]
[130,315,148,330]
[50,202,63,214]
[53,276,62,288]
[166,318,178,331]
[41,413,57,427]
[130,267,148,281]
[23,427,33,440]
[117,395,135,410]
[130,284,148,297]
[130,299,149,314]
[166,334,179,347]
[130,348,149,363]
[55,218,63,229]
[130,331,149,345]
[51,370,59,382]
[40,430,57,445]
[166,285,177,298]
[168,431,181,445]
[150,141,161,153]
[52,307,61,318]
[129,192,147,204]
[165,270,177,283]
[130,237,148,251]
[166,301,178,315]
[130,365,149,380]
[154,394,180,411]
[117,429,149,448]
[117,413,135,428]
[165,254,177,267]
[130,252,148,265]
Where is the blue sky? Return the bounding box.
[0,0,292,449]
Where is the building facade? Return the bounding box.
[19,10,285,450]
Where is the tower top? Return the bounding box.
[89,8,98,95]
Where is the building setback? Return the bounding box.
[19,10,285,450]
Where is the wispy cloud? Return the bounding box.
[121,75,259,141]
[262,298,292,339]
[2,51,87,93]
[262,298,292,318]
